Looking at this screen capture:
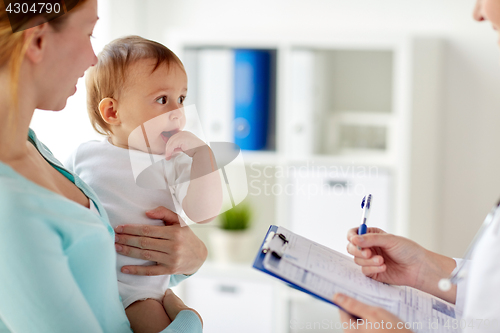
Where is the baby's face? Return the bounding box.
[116,59,188,154]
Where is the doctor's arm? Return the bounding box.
[346,227,457,304]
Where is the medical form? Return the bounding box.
[256,226,460,333]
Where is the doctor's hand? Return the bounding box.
[347,227,426,287]
[334,293,412,333]
[346,227,457,303]
[114,206,207,276]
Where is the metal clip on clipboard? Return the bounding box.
[261,231,289,259]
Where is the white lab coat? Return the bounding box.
[456,211,500,332]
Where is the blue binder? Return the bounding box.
[233,49,272,150]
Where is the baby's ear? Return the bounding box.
[99,98,120,125]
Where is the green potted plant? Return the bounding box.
[219,202,252,231]
[210,202,254,263]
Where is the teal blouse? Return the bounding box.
[0,129,201,333]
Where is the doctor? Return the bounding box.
[336,0,500,332]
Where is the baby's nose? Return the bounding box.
[472,0,486,22]
[168,107,182,120]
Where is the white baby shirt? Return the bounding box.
[65,138,192,308]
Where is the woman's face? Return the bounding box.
[474,0,500,43]
[37,0,98,111]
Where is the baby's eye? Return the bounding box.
[178,96,185,104]
[156,96,168,105]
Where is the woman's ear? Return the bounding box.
[24,20,50,64]
[99,98,120,126]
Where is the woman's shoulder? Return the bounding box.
[0,169,56,218]
[0,158,89,229]
[0,174,57,244]
[0,171,107,245]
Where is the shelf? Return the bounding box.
[238,151,395,168]
[286,48,395,157]
[182,47,277,151]
[240,150,286,165]
[316,49,394,114]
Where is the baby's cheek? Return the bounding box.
[485,0,500,25]
[149,137,168,155]
[180,116,187,130]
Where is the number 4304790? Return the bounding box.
[6,3,61,14]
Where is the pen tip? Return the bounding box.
[361,196,366,209]
[366,194,372,209]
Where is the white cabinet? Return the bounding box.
[179,263,283,333]
[287,166,392,255]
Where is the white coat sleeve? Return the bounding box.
[462,215,500,332]
[453,258,468,317]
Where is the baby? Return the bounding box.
[65,36,222,332]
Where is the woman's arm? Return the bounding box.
[0,200,202,333]
[160,311,202,333]
[161,290,203,332]
[0,206,107,332]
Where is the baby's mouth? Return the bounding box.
[160,129,180,143]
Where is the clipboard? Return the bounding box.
[253,225,460,333]
[252,225,338,306]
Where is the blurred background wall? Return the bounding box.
[126,0,500,258]
[32,0,500,258]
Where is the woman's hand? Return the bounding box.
[114,206,207,276]
[163,289,203,327]
[346,227,457,303]
[334,293,412,333]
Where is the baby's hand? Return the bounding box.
[164,131,206,160]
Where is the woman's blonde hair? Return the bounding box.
[86,35,185,135]
[0,0,87,120]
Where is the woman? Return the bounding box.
[337,2,500,331]
[0,1,205,332]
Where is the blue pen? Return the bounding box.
[357,194,373,250]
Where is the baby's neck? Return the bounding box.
[107,136,130,150]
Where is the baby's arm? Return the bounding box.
[165,131,223,223]
[125,299,171,333]
[182,144,223,223]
